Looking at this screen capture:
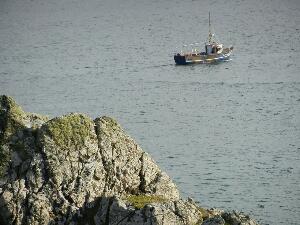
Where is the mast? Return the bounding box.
[208,12,212,44]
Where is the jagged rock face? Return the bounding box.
[222,211,259,225]
[93,197,202,225]
[0,95,202,225]
[0,96,49,224]
[202,216,225,225]
[0,96,36,178]
[0,95,260,225]
[38,113,107,207]
[94,116,179,200]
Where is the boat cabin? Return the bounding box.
[205,43,223,55]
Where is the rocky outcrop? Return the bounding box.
[0,95,260,225]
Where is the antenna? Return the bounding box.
[209,12,211,32]
[208,12,212,44]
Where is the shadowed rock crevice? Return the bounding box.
[0,96,29,178]
[0,95,260,225]
[138,153,147,193]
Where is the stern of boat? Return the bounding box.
[174,54,187,65]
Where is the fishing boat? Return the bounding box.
[174,13,233,65]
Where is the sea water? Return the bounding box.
[0,0,299,224]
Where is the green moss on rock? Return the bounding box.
[0,95,27,141]
[125,195,166,209]
[46,113,94,149]
[0,95,29,177]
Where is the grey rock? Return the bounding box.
[0,95,260,225]
[201,209,260,225]
[38,113,107,206]
[222,210,260,225]
[202,216,225,225]
[93,197,202,225]
[94,116,179,200]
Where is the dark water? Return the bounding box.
[1,0,300,224]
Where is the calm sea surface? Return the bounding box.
[1,0,300,224]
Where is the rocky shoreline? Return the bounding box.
[0,95,260,225]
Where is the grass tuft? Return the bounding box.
[47,113,94,149]
[125,195,166,209]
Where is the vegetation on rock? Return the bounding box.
[125,195,166,209]
[46,113,94,149]
[0,95,27,177]
[0,95,48,177]
[0,95,27,141]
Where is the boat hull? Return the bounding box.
[174,47,233,65]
